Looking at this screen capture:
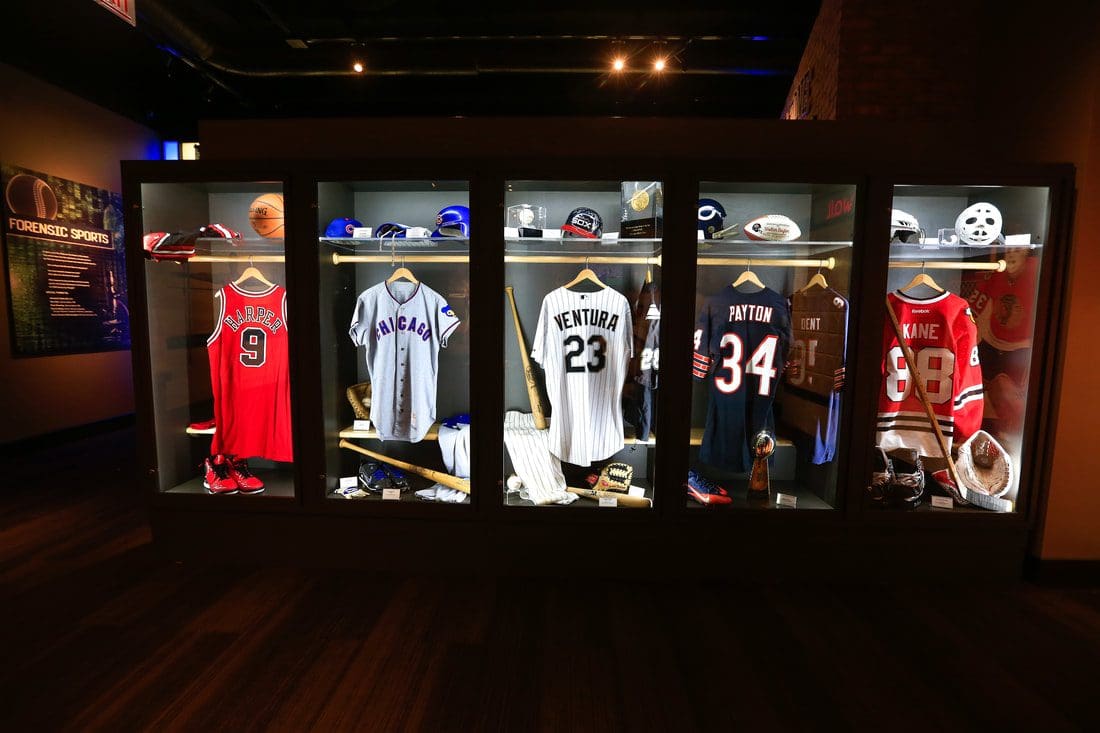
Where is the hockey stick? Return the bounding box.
[884,296,968,504]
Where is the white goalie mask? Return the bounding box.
[955,202,1003,246]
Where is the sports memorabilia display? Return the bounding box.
[623,279,661,442]
[955,202,1003,245]
[890,209,924,244]
[876,290,983,456]
[349,279,461,442]
[207,281,294,462]
[698,198,727,238]
[324,217,363,238]
[560,207,603,239]
[743,214,802,242]
[248,193,285,239]
[531,285,633,465]
[431,205,470,238]
[693,284,792,472]
[747,430,776,500]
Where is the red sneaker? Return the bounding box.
[226,455,265,494]
[203,455,238,495]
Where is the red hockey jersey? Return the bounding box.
[876,290,983,456]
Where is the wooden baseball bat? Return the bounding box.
[338,439,470,493]
[884,296,966,500]
[505,286,548,429]
[566,486,652,508]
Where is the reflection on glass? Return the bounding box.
[503,180,661,509]
[140,182,294,497]
[871,185,1048,513]
[688,183,856,510]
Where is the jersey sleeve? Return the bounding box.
[434,295,461,348]
[692,298,713,381]
[621,294,635,360]
[530,294,549,367]
[952,302,985,442]
[348,291,375,347]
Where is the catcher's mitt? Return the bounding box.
[346,382,372,420]
[597,462,633,492]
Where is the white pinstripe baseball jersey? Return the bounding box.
[531,285,633,466]
[349,280,460,442]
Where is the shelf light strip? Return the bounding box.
[888,259,1006,272]
[697,256,835,269]
[332,253,470,264]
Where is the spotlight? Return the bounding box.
[352,61,364,73]
[612,57,625,72]
[653,57,666,72]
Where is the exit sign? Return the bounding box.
[94,0,136,26]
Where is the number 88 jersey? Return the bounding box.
[207,282,293,462]
[693,285,791,472]
[876,290,983,456]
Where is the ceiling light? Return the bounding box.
[352,61,364,73]
[612,57,625,71]
[653,57,666,72]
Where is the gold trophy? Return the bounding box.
[748,431,775,501]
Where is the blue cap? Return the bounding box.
[324,217,363,238]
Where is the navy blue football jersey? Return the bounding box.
[693,285,792,472]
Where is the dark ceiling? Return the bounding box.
[1,0,821,137]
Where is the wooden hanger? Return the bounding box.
[799,266,829,292]
[233,257,275,289]
[899,262,945,295]
[731,260,765,290]
[564,258,606,290]
[386,256,418,284]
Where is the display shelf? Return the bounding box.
[700,239,853,255]
[504,478,654,508]
[186,425,216,436]
[195,236,284,250]
[339,422,442,440]
[698,255,836,269]
[887,258,1006,271]
[320,236,469,253]
[506,237,662,247]
[327,480,469,504]
[190,254,286,263]
[332,252,469,265]
[684,480,833,510]
[164,471,295,499]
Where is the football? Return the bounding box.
[743,214,802,242]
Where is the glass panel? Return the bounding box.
[317,181,471,503]
[140,181,294,497]
[503,180,661,509]
[869,184,1049,513]
[689,182,857,509]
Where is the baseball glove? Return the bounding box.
[597,462,633,492]
[346,381,372,420]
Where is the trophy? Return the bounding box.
[619,181,663,239]
[506,204,546,238]
[747,430,775,501]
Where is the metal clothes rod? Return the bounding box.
[190,255,286,263]
[332,253,469,264]
[889,259,1006,272]
[697,256,836,269]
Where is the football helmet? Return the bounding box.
[955,202,1003,245]
[697,198,727,237]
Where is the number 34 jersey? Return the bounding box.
[694,286,792,472]
[877,290,983,456]
[207,282,293,462]
[532,286,633,466]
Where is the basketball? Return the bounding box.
[248,193,284,239]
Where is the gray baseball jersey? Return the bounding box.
[532,285,633,466]
[349,280,460,442]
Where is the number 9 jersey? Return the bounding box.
[693,285,792,472]
[207,282,293,462]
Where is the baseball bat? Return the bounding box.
[884,297,967,501]
[505,286,548,429]
[566,486,652,508]
[338,439,470,493]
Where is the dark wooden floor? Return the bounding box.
[3,426,1100,731]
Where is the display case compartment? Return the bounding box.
[129,174,298,502]
[313,179,473,507]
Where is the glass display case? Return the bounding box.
[316,181,471,504]
[869,184,1050,513]
[501,180,662,509]
[688,182,857,510]
[138,180,294,497]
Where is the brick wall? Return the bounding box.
[782,0,840,120]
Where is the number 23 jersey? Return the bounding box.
[694,286,791,472]
[532,286,633,466]
[208,282,293,462]
[877,290,983,455]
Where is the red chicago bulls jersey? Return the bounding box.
[207,282,293,462]
[877,290,983,456]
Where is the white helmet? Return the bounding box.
[890,209,923,244]
[955,202,1002,245]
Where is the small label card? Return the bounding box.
[931,496,954,509]
[353,419,371,432]
[775,493,798,509]
[382,488,401,501]
[352,227,373,238]
[598,496,618,508]
[339,476,358,490]
[627,486,646,498]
